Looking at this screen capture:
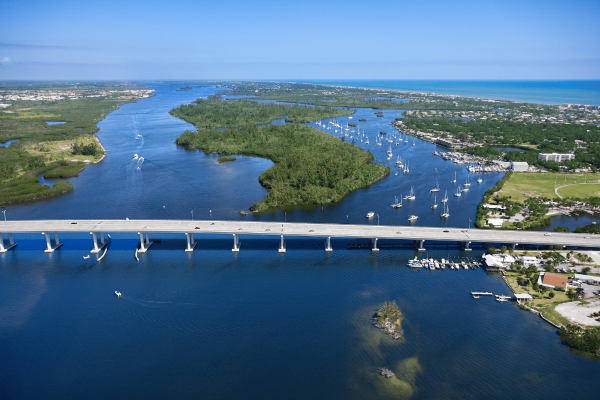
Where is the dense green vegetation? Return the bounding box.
[171,98,389,212]
[217,156,236,163]
[375,301,403,326]
[560,324,600,356]
[171,96,353,128]
[0,83,149,204]
[401,116,600,169]
[574,223,600,234]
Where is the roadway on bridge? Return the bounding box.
[1,219,599,248]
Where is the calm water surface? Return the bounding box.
[1,83,598,399]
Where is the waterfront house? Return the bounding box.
[487,218,504,228]
[538,272,568,289]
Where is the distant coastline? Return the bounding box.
[297,80,600,106]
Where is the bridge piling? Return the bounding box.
[137,232,153,253]
[371,238,379,252]
[42,232,63,253]
[185,233,196,252]
[0,233,17,253]
[325,236,332,252]
[232,233,240,252]
[460,241,472,252]
[414,240,426,251]
[90,232,108,254]
[279,235,286,253]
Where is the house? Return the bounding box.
[522,256,537,265]
[487,218,504,228]
[513,293,533,301]
[538,272,568,289]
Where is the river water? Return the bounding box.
[1,83,598,399]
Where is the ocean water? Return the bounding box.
[1,83,598,399]
[301,80,600,106]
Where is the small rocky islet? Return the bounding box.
[373,301,404,340]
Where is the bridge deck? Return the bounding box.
[1,219,598,248]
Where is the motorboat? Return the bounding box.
[366,211,375,219]
[115,291,121,298]
[408,215,418,221]
[83,255,90,259]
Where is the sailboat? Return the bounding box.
[451,171,457,184]
[432,195,438,209]
[404,160,410,174]
[440,204,450,218]
[477,177,483,184]
[365,136,370,144]
[441,190,448,203]
[464,176,471,188]
[387,145,393,158]
[454,187,462,197]
[396,155,402,165]
[391,196,403,209]
[404,186,415,201]
[412,138,415,146]
[430,181,440,192]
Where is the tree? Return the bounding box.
[500,245,507,254]
[582,266,591,274]
[567,288,578,301]
[549,291,555,299]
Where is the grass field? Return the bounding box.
[557,183,600,199]
[496,172,600,202]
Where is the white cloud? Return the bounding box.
[1,57,11,63]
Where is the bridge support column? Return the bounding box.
[414,240,426,252]
[325,237,333,252]
[371,238,379,252]
[137,232,153,253]
[460,241,472,252]
[278,235,286,253]
[43,232,63,253]
[511,243,518,250]
[232,233,240,252]
[185,233,196,252]
[0,233,17,253]
[90,232,108,254]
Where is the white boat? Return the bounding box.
[454,188,461,197]
[408,215,418,221]
[440,204,449,218]
[391,196,402,209]
[464,175,471,188]
[404,160,410,174]
[133,153,139,160]
[396,155,402,165]
[408,257,422,268]
[451,171,457,184]
[404,186,415,201]
[430,181,440,192]
[477,177,483,184]
[441,190,448,203]
[462,186,469,192]
[366,211,375,219]
[432,195,438,209]
[115,291,121,297]
[83,255,90,259]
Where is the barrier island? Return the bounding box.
[171,97,389,212]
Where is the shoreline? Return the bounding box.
[295,79,600,106]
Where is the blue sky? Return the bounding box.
[1,0,599,80]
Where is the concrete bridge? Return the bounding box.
[1,219,598,254]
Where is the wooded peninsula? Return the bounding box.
[170,97,389,212]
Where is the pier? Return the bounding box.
[0,219,598,254]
